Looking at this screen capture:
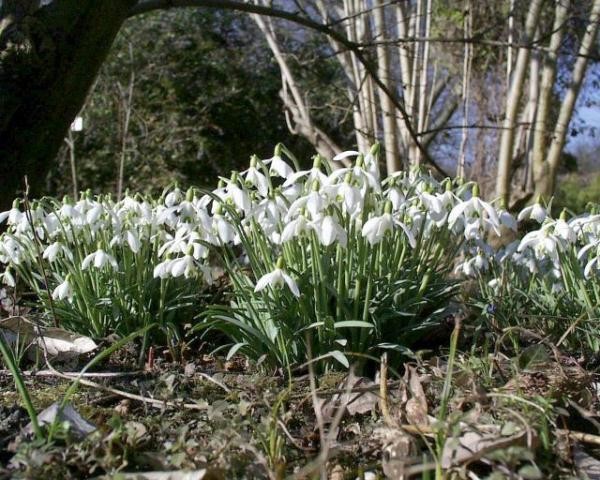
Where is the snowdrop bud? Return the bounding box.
[276,257,285,269]
[472,183,480,198]
[185,187,194,202]
[250,155,258,168]
[312,155,321,169]
[560,209,568,221]
[355,154,364,168]
[369,143,380,157]
[274,143,283,157]
[443,178,452,192]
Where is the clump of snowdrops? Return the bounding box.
[0,143,524,372]
[0,192,207,344]
[464,201,600,352]
[189,145,509,372]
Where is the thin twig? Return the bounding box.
[0,369,143,379]
[379,352,397,427]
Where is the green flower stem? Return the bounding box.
[0,334,42,440]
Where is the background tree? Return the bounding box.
[47,9,317,197]
[0,0,598,209]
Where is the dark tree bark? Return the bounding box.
[0,0,136,210]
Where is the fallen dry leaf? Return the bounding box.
[26,402,96,439]
[0,316,97,360]
[574,445,600,480]
[405,367,429,427]
[441,427,537,468]
[321,371,379,420]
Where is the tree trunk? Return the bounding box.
[495,0,543,205]
[0,0,136,210]
[534,0,600,200]
[531,0,569,200]
[373,0,400,173]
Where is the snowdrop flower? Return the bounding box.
[86,203,103,224]
[111,229,142,253]
[287,184,329,220]
[153,258,171,279]
[242,156,270,197]
[52,276,73,301]
[578,240,600,278]
[0,269,15,287]
[552,218,576,244]
[211,213,236,245]
[224,180,252,213]
[498,209,518,232]
[249,195,287,227]
[42,242,72,263]
[44,212,61,238]
[362,202,416,247]
[264,147,294,179]
[385,185,407,211]
[0,237,24,265]
[0,200,24,226]
[282,155,329,188]
[81,248,118,270]
[420,191,450,226]
[448,185,500,235]
[164,188,182,208]
[333,145,381,180]
[518,227,561,262]
[254,259,300,297]
[329,154,381,193]
[313,215,347,247]
[168,254,196,278]
[456,252,489,277]
[517,201,547,224]
[333,150,360,162]
[362,213,393,245]
[280,214,311,242]
[323,178,364,218]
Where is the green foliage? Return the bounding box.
[47,10,313,197]
[554,172,600,215]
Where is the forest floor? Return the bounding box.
[0,324,599,479]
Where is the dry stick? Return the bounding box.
[276,419,314,452]
[39,365,212,410]
[379,352,397,428]
[558,429,600,447]
[0,369,143,379]
[25,336,231,409]
[22,177,59,327]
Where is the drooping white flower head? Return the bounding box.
[448,185,500,237]
[254,259,300,297]
[313,215,347,247]
[52,276,73,301]
[517,201,548,224]
[81,248,118,270]
[242,156,270,197]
